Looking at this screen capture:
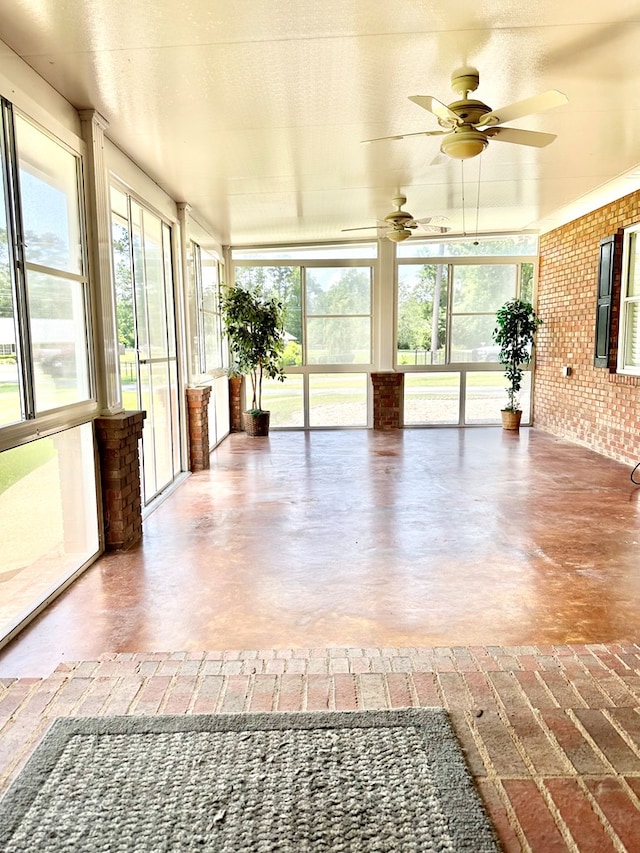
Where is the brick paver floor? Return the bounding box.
[2,644,640,851]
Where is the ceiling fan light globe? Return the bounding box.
[440,130,488,160]
[386,228,412,242]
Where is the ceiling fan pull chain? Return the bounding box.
[475,157,482,242]
[461,161,466,236]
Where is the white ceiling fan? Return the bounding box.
[342,195,450,242]
[363,66,568,160]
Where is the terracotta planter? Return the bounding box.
[501,409,522,431]
[244,410,270,436]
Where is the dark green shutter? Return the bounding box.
[594,234,618,368]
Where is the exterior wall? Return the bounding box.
[536,190,640,465]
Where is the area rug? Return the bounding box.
[0,708,500,852]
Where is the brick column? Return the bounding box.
[95,411,146,550]
[229,376,244,432]
[186,386,212,471]
[371,372,404,430]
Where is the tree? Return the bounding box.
[493,298,542,411]
[219,284,285,412]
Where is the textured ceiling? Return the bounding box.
[2,1,640,246]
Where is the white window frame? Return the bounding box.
[617,223,640,376]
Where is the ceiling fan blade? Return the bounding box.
[341,225,380,232]
[408,95,461,127]
[484,126,558,147]
[477,90,568,127]
[362,128,446,144]
[414,215,451,227]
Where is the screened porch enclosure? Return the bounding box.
[232,235,537,428]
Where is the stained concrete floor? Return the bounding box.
[1,427,639,678]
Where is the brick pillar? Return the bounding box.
[229,376,244,432]
[371,372,404,430]
[95,411,146,550]
[186,386,212,471]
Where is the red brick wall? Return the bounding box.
[95,411,146,550]
[536,190,640,465]
[371,372,404,430]
[186,386,212,471]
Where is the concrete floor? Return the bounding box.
[1,427,640,851]
[1,427,639,677]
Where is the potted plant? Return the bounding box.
[492,298,542,430]
[219,285,285,436]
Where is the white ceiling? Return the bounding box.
[2,1,640,247]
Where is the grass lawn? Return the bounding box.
[0,437,55,496]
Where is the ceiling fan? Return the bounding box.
[363,66,568,160]
[342,195,450,243]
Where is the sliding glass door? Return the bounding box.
[111,186,181,505]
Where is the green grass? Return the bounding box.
[0,437,56,496]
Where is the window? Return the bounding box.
[618,226,640,374]
[0,100,91,428]
[190,241,223,374]
[397,253,534,366]
[232,245,376,428]
[396,235,537,426]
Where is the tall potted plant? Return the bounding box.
[492,298,542,431]
[219,285,285,436]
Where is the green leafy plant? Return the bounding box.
[219,285,285,413]
[492,298,542,412]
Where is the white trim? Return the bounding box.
[617,222,640,376]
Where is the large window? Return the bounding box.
[619,226,640,374]
[0,101,91,428]
[0,423,99,643]
[189,241,223,375]
[397,235,537,426]
[233,245,375,428]
[397,236,535,367]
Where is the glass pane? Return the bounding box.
[404,373,460,425]
[28,271,90,412]
[131,202,149,361]
[451,314,499,362]
[162,223,176,358]
[245,374,304,427]
[169,358,180,476]
[0,424,99,642]
[234,266,302,357]
[233,244,377,260]
[452,264,517,312]
[203,313,221,372]
[465,371,531,424]
[309,373,367,427]
[397,264,448,366]
[521,262,534,302]
[202,249,221,371]
[624,303,640,368]
[186,241,199,375]
[139,361,156,501]
[306,267,371,315]
[213,374,230,443]
[397,234,538,258]
[307,317,371,364]
[111,214,136,377]
[143,213,169,359]
[0,168,21,425]
[15,115,83,275]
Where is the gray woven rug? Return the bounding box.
[0,708,500,852]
